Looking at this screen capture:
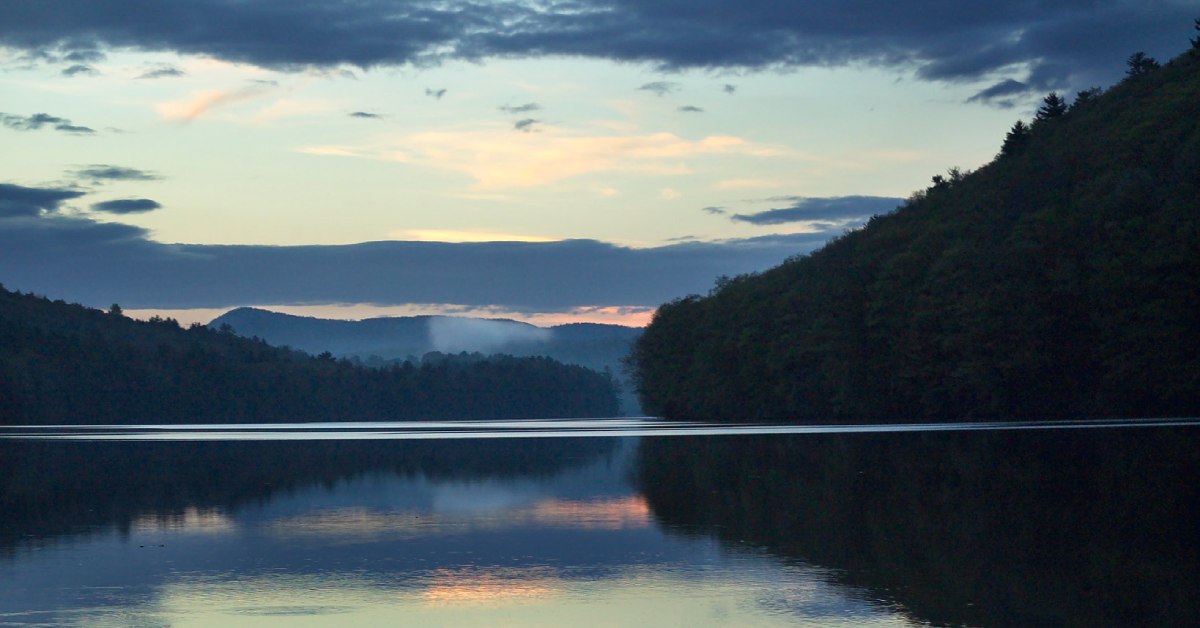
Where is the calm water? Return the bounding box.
[1,419,1197,626]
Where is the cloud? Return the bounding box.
[425,87,447,99]
[499,103,541,114]
[0,183,85,217]
[731,196,904,225]
[701,206,727,215]
[714,178,779,190]
[0,200,837,311]
[155,85,273,121]
[0,112,95,134]
[327,129,786,189]
[723,84,737,94]
[677,105,703,113]
[61,63,98,77]
[349,111,383,119]
[137,65,185,79]
[637,81,680,97]
[513,118,539,132]
[966,78,1034,106]
[63,49,105,63]
[73,165,162,182]
[0,1,1189,98]
[91,198,162,214]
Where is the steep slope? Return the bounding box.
[630,50,1200,422]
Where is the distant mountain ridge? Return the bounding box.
[209,307,644,413]
[0,287,621,424]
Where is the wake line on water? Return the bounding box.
[1,417,1198,442]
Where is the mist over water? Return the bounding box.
[427,316,553,354]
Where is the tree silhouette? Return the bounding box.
[1126,52,1159,78]
[1035,92,1068,121]
[1000,120,1030,156]
[1071,87,1103,111]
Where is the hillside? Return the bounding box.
[629,49,1200,422]
[210,307,644,414]
[0,287,620,424]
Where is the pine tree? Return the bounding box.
[1035,92,1068,121]
[1000,120,1030,156]
[1126,52,1159,78]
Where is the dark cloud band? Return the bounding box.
[732,196,904,225]
[2,1,1188,100]
[0,183,85,217]
[0,184,837,311]
[91,198,162,214]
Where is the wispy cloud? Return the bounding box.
[155,85,274,121]
[425,87,447,99]
[251,98,338,123]
[61,63,98,77]
[308,128,788,189]
[637,81,680,97]
[72,165,162,182]
[137,65,185,79]
[714,178,780,190]
[499,102,542,114]
[0,112,95,134]
[513,118,539,132]
[349,111,383,119]
[677,105,704,113]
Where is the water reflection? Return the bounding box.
[637,428,1200,626]
[2,424,1195,626]
[0,435,918,626]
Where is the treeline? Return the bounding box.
[0,287,619,424]
[630,43,1200,422]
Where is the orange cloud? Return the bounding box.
[303,128,788,189]
[156,85,272,121]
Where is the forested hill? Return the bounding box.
[0,287,619,424]
[629,47,1200,423]
[209,306,644,415]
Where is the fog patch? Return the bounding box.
[427,317,551,354]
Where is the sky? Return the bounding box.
[1,1,1195,327]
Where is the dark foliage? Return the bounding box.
[1126,51,1160,78]
[0,287,619,424]
[1034,91,1068,121]
[629,49,1200,422]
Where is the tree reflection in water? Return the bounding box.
[637,427,1200,626]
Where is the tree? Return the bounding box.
[1070,87,1103,111]
[1000,120,1030,156]
[1126,52,1159,78]
[1035,92,1068,121]
[1192,17,1200,53]
[108,303,123,317]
